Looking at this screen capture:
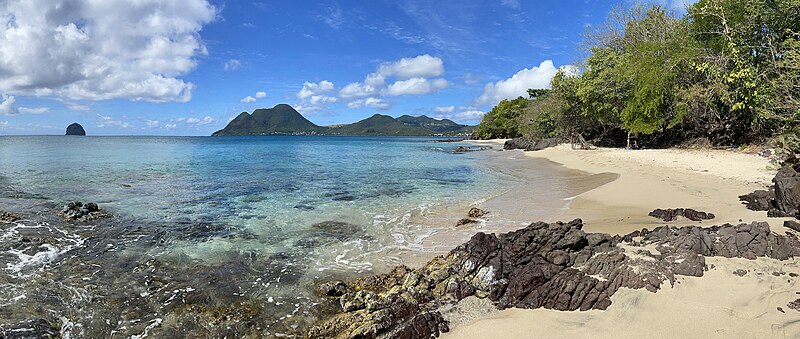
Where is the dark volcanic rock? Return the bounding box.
[65,122,86,136]
[455,218,478,227]
[0,318,59,338]
[786,220,800,232]
[773,163,800,217]
[739,190,775,212]
[740,163,800,218]
[308,220,800,338]
[59,201,109,221]
[1,211,21,222]
[467,207,488,218]
[503,137,561,151]
[648,208,716,222]
[452,146,492,154]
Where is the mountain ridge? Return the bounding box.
[212,104,475,136]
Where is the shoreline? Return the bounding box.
[442,142,799,339]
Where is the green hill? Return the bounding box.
[327,114,432,136]
[396,115,476,135]
[211,104,475,136]
[211,104,323,136]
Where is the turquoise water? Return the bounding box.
[0,135,511,337]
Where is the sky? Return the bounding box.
[0,0,694,136]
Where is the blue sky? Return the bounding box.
[0,0,692,135]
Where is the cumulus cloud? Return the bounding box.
[224,59,243,71]
[377,54,445,79]
[176,116,216,125]
[433,107,485,122]
[0,94,51,115]
[240,90,267,103]
[339,55,447,103]
[433,105,455,113]
[0,0,217,102]
[476,60,558,106]
[387,78,448,96]
[146,120,160,128]
[310,95,338,104]
[347,97,390,110]
[298,80,334,99]
[0,95,16,115]
[339,82,378,99]
[0,121,8,129]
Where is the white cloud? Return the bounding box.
[240,90,267,103]
[0,94,50,115]
[310,95,337,104]
[0,121,8,129]
[18,107,49,114]
[433,108,485,122]
[176,116,215,125]
[65,102,90,111]
[165,123,177,129]
[97,114,133,129]
[476,60,558,106]
[0,95,16,115]
[501,0,521,9]
[347,97,390,110]
[146,120,160,128]
[339,82,378,98]
[298,80,335,99]
[318,6,345,29]
[0,0,217,102]
[433,105,455,113]
[387,78,448,96]
[377,54,445,79]
[224,59,242,71]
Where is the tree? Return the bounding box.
[473,97,530,139]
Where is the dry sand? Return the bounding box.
[442,143,800,339]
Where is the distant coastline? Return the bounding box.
[211,103,475,137]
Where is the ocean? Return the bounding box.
[0,135,525,337]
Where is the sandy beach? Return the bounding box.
[443,142,800,339]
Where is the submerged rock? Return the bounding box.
[1,211,21,222]
[467,207,488,218]
[452,146,492,154]
[0,319,60,338]
[648,208,715,222]
[59,201,110,221]
[308,219,800,338]
[455,218,477,227]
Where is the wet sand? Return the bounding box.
[391,146,616,268]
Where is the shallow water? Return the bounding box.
[0,136,589,337]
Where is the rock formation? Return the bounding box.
[740,163,800,218]
[308,219,800,338]
[65,123,86,136]
[648,208,715,222]
[59,201,109,221]
[0,211,21,222]
[503,137,561,151]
